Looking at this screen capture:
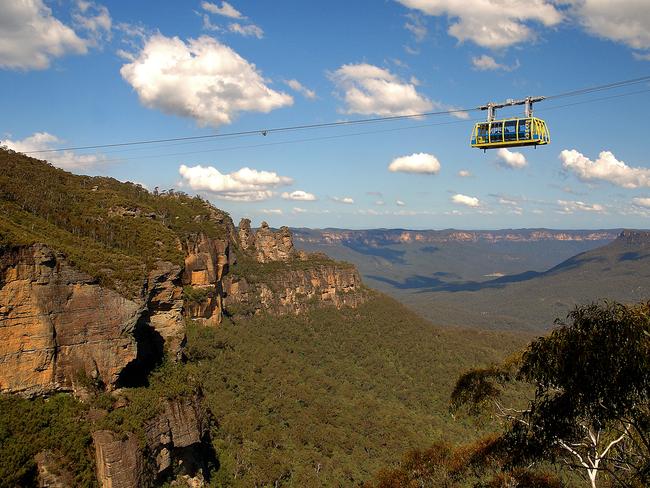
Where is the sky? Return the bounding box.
[2,0,650,230]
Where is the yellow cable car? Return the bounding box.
[471,96,550,150]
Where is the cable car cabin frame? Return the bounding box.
[470,117,550,150]
[470,96,550,151]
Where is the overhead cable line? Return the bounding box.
[81,87,650,163]
[18,74,650,155]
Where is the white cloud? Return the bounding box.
[178,164,292,201]
[330,63,434,116]
[471,54,518,71]
[0,0,89,70]
[404,13,427,42]
[3,132,107,170]
[497,148,527,169]
[292,207,307,214]
[458,169,472,177]
[498,197,519,206]
[560,149,650,189]
[73,1,112,45]
[388,152,441,174]
[375,200,385,206]
[201,1,243,19]
[331,196,355,204]
[396,200,406,206]
[396,0,563,49]
[557,199,605,214]
[285,79,317,99]
[567,0,650,51]
[228,22,264,38]
[120,35,292,127]
[261,208,283,215]
[281,190,317,201]
[632,197,650,208]
[452,193,480,207]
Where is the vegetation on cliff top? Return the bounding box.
[0,148,228,296]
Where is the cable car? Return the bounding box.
[471,96,550,150]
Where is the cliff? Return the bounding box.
[0,149,367,396]
[183,219,366,323]
[293,228,621,245]
[93,393,214,488]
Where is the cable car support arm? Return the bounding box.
[479,96,545,121]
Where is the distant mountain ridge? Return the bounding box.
[293,228,623,245]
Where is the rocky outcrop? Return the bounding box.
[93,394,213,488]
[35,450,75,487]
[182,234,231,326]
[0,244,186,396]
[0,244,141,396]
[252,221,295,262]
[224,263,365,316]
[92,431,144,488]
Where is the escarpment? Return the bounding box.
[183,219,367,323]
[0,149,366,397]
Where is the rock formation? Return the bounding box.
[0,211,366,395]
[0,244,187,396]
[93,394,214,488]
[0,244,141,396]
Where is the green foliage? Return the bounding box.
[184,294,526,487]
[452,300,650,487]
[0,149,229,297]
[97,361,200,444]
[0,394,95,487]
[184,285,211,304]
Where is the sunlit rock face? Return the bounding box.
[0,245,188,396]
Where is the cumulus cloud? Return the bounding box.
[497,148,527,169]
[388,152,441,174]
[3,132,107,170]
[396,0,562,49]
[292,207,307,214]
[261,208,283,215]
[0,0,88,70]
[567,0,650,52]
[560,149,650,188]
[458,169,472,177]
[330,63,433,116]
[632,197,650,208]
[120,35,292,127]
[281,190,317,201]
[285,79,317,99]
[452,193,480,207]
[557,199,605,214]
[396,200,406,206]
[178,164,292,201]
[471,54,518,71]
[331,196,355,204]
[201,1,243,19]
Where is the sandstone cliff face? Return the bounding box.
[0,244,186,396]
[1,210,366,394]
[0,244,140,396]
[223,263,365,316]
[93,394,213,488]
[181,218,366,324]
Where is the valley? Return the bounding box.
[293,228,650,331]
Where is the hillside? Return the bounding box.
[397,230,650,331]
[293,228,617,291]
[0,149,530,486]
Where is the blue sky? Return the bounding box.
[2,0,650,229]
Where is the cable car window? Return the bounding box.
[519,119,530,139]
[504,121,517,141]
[489,123,503,142]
